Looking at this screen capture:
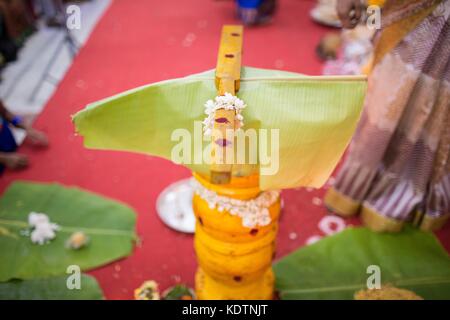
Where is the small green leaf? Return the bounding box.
[0,274,103,300]
[0,181,137,281]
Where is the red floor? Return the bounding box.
[1,0,449,299]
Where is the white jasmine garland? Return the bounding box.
[203,92,246,137]
[193,180,279,228]
[28,212,59,245]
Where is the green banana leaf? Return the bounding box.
[73,67,367,190]
[0,181,137,281]
[0,274,103,300]
[274,227,450,299]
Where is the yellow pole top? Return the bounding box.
[210,25,243,184]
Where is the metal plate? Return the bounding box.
[310,7,342,28]
[156,178,196,234]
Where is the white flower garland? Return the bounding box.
[193,180,279,228]
[203,92,246,137]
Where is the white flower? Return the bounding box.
[202,93,246,137]
[28,212,59,245]
[234,99,245,109]
[30,224,56,245]
[28,212,49,227]
[257,210,271,226]
[193,180,279,228]
[205,100,215,109]
[242,216,256,228]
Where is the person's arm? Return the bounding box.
[0,100,49,147]
[336,0,364,29]
[0,100,23,128]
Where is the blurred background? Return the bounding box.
[0,0,448,300]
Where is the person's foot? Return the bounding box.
[46,17,64,28]
[0,153,29,170]
[25,127,49,148]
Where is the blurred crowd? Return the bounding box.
[0,0,88,71]
[0,0,81,171]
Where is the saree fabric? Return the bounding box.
[325,0,450,231]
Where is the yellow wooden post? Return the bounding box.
[210,25,243,185]
[194,25,280,300]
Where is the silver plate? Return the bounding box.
[156,178,196,234]
[310,7,342,28]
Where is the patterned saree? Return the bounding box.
[325,0,450,232]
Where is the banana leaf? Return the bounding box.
[73,67,367,190]
[0,181,137,281]
[0,274,103,300]
[274,227,450,299]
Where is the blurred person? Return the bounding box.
[324,0,450,232]
[37,0,64,27]
[0,11,18,66]
[310,0,341,27]
[236,0,277,25]
[0,0,35,50]
[0,100,48,172]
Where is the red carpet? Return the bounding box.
[1,0,449,299]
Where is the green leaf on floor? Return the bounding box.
[0,181,137,281]
[0,274,103,300]
[274,227,450,300]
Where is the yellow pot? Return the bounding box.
[367,0,386,6]
[193,173,280,300]
[196,267,275,300]
[193,193,281,243]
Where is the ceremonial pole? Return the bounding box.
[193,26,281,300]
